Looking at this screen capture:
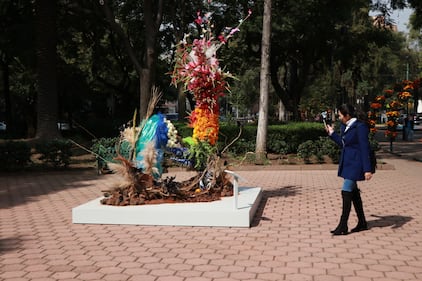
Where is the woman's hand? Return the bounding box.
[325,124,334,136]
[364,172,372,181]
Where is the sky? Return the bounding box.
[390,7,413,32]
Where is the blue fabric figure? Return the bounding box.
[135,113,169,177]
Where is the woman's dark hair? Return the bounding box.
[338,104,356,118]
[338,104,367,122]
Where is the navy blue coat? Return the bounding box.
[329,120,372,181]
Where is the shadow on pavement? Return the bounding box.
[368,214,413,229]
[0,169,101,209]
[0,237,23,254]
[251,185,301,227]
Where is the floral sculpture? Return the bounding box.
[99,7,251,206]
[171,9,251,170]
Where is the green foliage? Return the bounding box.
[90,137,131,169]
[173,122,193,140]
[297,136,340,164]
[297,140,316,163]
[226,138,256,155]
[228,68,260,116]
[319,136,340,164]
[174,122,326,156]
[266,135,290,155]
[187,141,217,171]
[35,139,73,168]
[369,133,380,152]
[91,137,119,164]
[267,122,326,153]
[0,141,31,171]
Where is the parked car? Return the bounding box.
[164,113,179,121]
[414,114,422,126]
[0,121,6,131]
[57,122,71,131]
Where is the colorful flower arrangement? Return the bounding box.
[171,6,251,169]
[369,79,419,141]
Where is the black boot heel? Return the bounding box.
[351,188,368,233]
[331,226,348,235]
[351,223,368,233]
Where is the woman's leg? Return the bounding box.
[351,186,368,232]
[331,179,354,235]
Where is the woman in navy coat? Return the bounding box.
[325,104,373,235]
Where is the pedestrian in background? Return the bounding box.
[403,116,409,141]
[325,104,373,235]
[407,114,414,141]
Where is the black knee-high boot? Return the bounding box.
[331,191,353,235]
[351,188,368,232]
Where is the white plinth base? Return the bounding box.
[72,187,262,227]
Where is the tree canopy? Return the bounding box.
[0,0,420,139]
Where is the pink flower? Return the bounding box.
[195,11,202,25]
[229,28,240,36]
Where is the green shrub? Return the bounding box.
[297,140,317,163]
[267,133,293,154]
[268,122,326,153]
[35,139,73,168]
[297,136,341,164]
[226,138,256,154]
[0,141,31,171]
[171,121,333,161]
[318,136,340,163]
[173,122,193,139]
[91,137,119,169]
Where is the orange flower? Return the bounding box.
[389,101,401,109]
[190,108,219,145]
[375,95,385,102]
[384,89,394,97]
[403,84,414,90]
[386,120,396,127]
[370,103,382,109]
[398,91,412,100]
[385,130,398,139]
[386,111,400,117]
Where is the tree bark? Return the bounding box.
[1,58,12,133]
[35,0,60,140]
[139,0,162,118]
[255,0,272,164]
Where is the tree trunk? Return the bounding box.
[255,0,272,164]
[1,58,13,133]
[172,0,187,120]
[35,0,60,140]
[138,0,162,119]
[100,0,162,120]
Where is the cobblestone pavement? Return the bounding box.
[1,145,422,281]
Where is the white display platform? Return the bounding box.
[72,187,262,227]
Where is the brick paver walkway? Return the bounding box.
[1,145,422,281]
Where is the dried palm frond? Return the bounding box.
[141,141,159,176]
[129,86,163,162]
[107,162,132,188]
[145,86,163,121]
[120,126,140,150]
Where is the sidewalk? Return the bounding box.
[1,152,422,280]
